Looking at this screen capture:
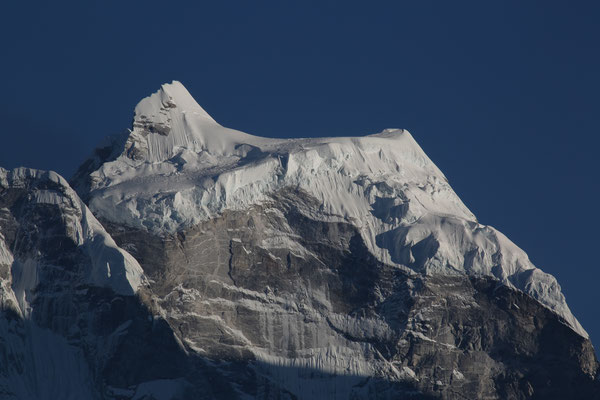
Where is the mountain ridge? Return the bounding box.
[0,81,597,399]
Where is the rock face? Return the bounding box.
[0,82,598,399]
[103,189,599,399]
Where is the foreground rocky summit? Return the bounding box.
[0,82,598,399]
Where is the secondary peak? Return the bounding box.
[134,80,216,126]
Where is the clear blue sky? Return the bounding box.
[1,1,599,350]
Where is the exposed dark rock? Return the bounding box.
[101,189,600,399]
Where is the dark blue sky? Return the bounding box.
[1,1,599,349]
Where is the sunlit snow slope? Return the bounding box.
[72,81,586,337]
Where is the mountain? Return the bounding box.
[71,81,585,337]
[0,81,597,399]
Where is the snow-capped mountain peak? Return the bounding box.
[126,80,262,162]
[2,81,596,399]
[72,81,587,338]
[135,80,216,126]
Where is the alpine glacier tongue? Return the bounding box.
[72,81,587,338]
